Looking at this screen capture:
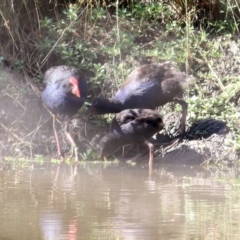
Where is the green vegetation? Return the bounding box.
[0,0,240,158]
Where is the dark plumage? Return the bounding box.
[41,65,87,161]
[99,109,164,166]
[88,63,194,135]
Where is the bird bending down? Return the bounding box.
[99,109,164,169]
[88,63,195,136]
[41,65,87,161]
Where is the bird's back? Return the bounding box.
[113,64,194,109]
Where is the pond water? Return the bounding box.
[0,160,240,240]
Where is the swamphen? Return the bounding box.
[99,109,164,168]
[88,63,195,135]
[41,65,87,161]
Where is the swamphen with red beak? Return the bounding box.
[99,109,164,169]
[41,65,87,161]
[88,63,195,136]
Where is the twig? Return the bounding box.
[23,71,41,97]
[198,49,225,90]
[40,19,78,68]
[0,9,18,50]
[25,115,45,138]
[0,121,24,142]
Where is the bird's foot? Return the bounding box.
[56,153,65,162]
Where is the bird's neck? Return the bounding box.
[101,98,125,114]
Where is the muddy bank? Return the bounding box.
[0,66,237,165]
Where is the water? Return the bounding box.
[0,160,240,240]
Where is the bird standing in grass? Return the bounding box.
[88,63,194,136]
[41,65,87,161]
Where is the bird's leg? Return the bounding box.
[52,115,64,160]
[171,99,188,135]
[144,140,154,177]
[64,118,78,162]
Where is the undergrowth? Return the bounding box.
[0,0,240,156]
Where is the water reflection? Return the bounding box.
[0,160,240,240]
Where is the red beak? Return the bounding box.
[69,77,81,97]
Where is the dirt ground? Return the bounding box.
[0,66,237,166]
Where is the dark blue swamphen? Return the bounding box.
[41,65,87,161]
[99,108,164,168]
[88,63,194,136]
